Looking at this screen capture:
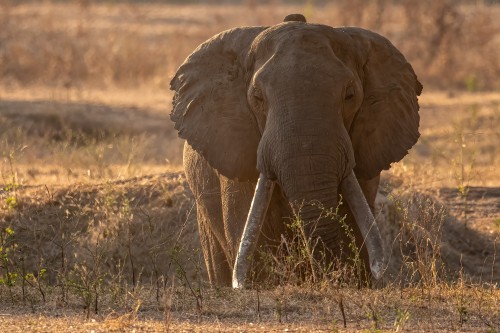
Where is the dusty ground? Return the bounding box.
[0,284,498,332]
[0,1,499,332]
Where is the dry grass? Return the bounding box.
[0,285,498,331]
[393,92,500,188]
[0,1,499,332]
[0,85,183,184]
[1,1,500,90]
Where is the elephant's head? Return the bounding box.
[171,17,422,287]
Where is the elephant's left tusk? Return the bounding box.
[232,174,275,289]
[341,170,385,280]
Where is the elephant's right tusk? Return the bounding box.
[341,170,385,280]
[232,174,275,289]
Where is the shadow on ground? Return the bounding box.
[377,184,500,284]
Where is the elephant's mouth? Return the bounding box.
[232,171,385,289]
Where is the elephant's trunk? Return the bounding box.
[280,156,345,260]
[282,156,385,280]
[282,167,385,282]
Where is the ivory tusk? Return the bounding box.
[340,170,385,280]
[232,174,275,289]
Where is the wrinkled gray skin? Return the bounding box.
[171,17,422,287]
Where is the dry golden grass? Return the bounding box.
[0,1,499,332]
[0,85,183,184]
[394,91,500,188]
[1,1,499,90]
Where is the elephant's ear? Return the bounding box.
[334,28,422,180]
[170,27,266,181]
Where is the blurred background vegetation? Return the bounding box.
[1,0,499,91]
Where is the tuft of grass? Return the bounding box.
[256,199,368,289]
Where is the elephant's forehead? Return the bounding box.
[252,22,331,55]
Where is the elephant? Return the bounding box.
[170,14,422,288]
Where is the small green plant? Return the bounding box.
[257,203,322,287]
[169,244,204,322]
[272,285,290,324]
[67,222,112,318]
[4,181,18,210]
[274,291,283,323]
[22,268,47,303]
[457,302,468,326]
[394,307,411,332]
[337,208,365,286]
[68,260,107,318]
[493,219,500,230]
[0,227,18,302]
[365,302,382,332]
[1,142,27,210]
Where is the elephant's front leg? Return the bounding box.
[220,176,255,267]
[220,177,290,285]
[184,143,232,285]
[196,207,231,284]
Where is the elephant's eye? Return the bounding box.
[345,85,355,101]
[253,88,264,102]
